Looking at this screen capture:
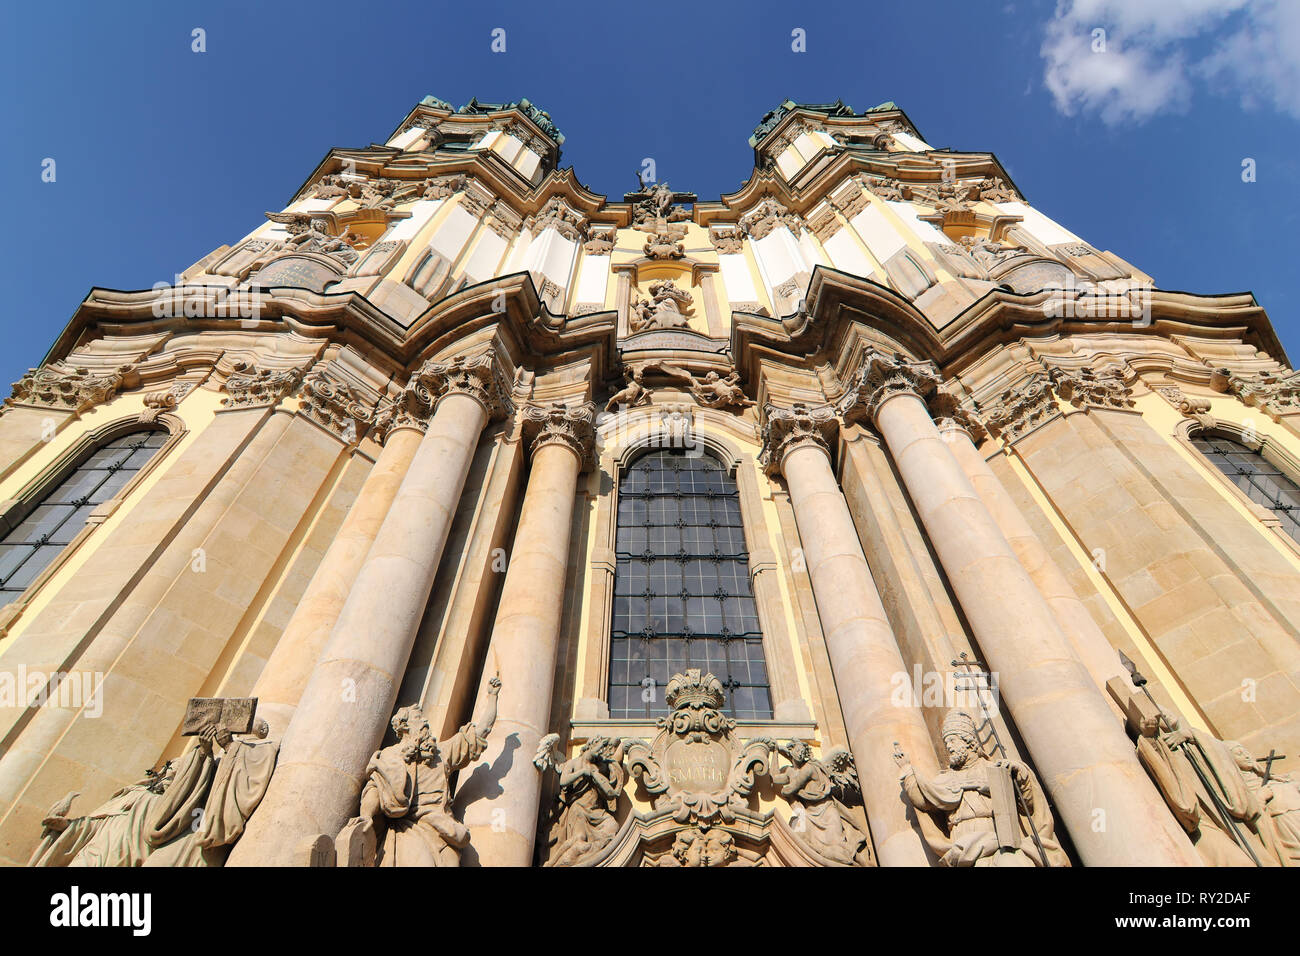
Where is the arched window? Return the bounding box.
[0,427,169,599]
[609,448,773,720]
[1192,432,1300,543]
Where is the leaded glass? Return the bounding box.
[1192,433,1300,543]
[608,448,772,720]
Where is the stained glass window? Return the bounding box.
[608,448,772,720]
[1192,432,1300,543]
[0,428,168,599]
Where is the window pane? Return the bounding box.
[1196,432,1300,545]
[608,448,772,719]
[0,428,166,598]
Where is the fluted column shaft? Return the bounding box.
[231,354,504,866]
[765,406,935,866]
[459,403,593,867]
[867,378,1199,867]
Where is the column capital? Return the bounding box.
[759,402,839,476]
[220,359,305,410]
[930,391,987,444]
[6,361,131,414]
[979,372,1059,443]
[837,350,941,426]
[521,401,596,467]
[373,349,513,443]
[1046,365,1134,411]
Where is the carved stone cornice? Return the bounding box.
[759,402,839,475]
[300,370,374,442]
[737,197,804,240]
[979,374,1058,443]
[6,364,129,413]
[836,351,941,426]
[424,349,513,421]
[220,360,304,410]
[521,401,596,466]
[1048,367,1134,411]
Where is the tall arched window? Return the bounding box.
[609,448,773,720]
[1192,432,1300,543]
[0,427,169,599]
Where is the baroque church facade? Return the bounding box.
[2,96,1299,868]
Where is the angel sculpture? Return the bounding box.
[533,733,627,867]
[605,365,650,412]
[771,740,872,866]
[265,213,359,265]
[690,370,755,410]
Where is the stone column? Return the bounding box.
[940,415,1132,698]
[249,426,423,738]
[761,404,936,867]
[840,351,1199,867]
[458,402,594,867]
[228,351,509,867]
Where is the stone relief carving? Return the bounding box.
[264,213,360,265]
[860,175,904,202]
[138,382,194,423]
[533,734,626,867]
[622,670,772,824]
[630,280,694,333]
[335,677,501,867]
[1048,366,1134,410]
[976,176,1019,203]
[30,698,278,867]
[627,181,692,259]
[688,370,755,411]
[979,373,1059,442]
[770,740,872,866]
[526,196,588,242]
[300,369,374,442]
[6,364,129,413]
[1156,385,1213,426]
[894,709,1066,867]
[737,197,804,240]
[759,402,839,473]
[220,359,304,410]
[647,827,758,867]
[708,228,744,255]
[583,229,617,255]
[421,173,468,200]
[958,235,1028,273]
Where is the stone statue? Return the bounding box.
[894,710,1066,867]
[605,365,650,412]
[268,214,360,265]
[534,733,626,866]
[30,766,175,867]
[1228,742,1299,866]
[690,370,755,410]
[30,714,279,867]
[958,235,1022,272]
[771,740,871,866]
[629,281,693,333]
[336,676,501,867]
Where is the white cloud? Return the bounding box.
[1041,0,1300,124]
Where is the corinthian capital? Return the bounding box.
[521,401,596,466]
[979,373,1058,443]
[929,391,987,444]
[1047,366,1134,411]
[6,363,129,413]
[759,402,839,475]
[423,349,513,421]
[837,351,941,426]
[220,359,304,410]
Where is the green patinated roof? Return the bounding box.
[420,95,564,146]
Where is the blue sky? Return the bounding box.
[1,0,1297,388]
